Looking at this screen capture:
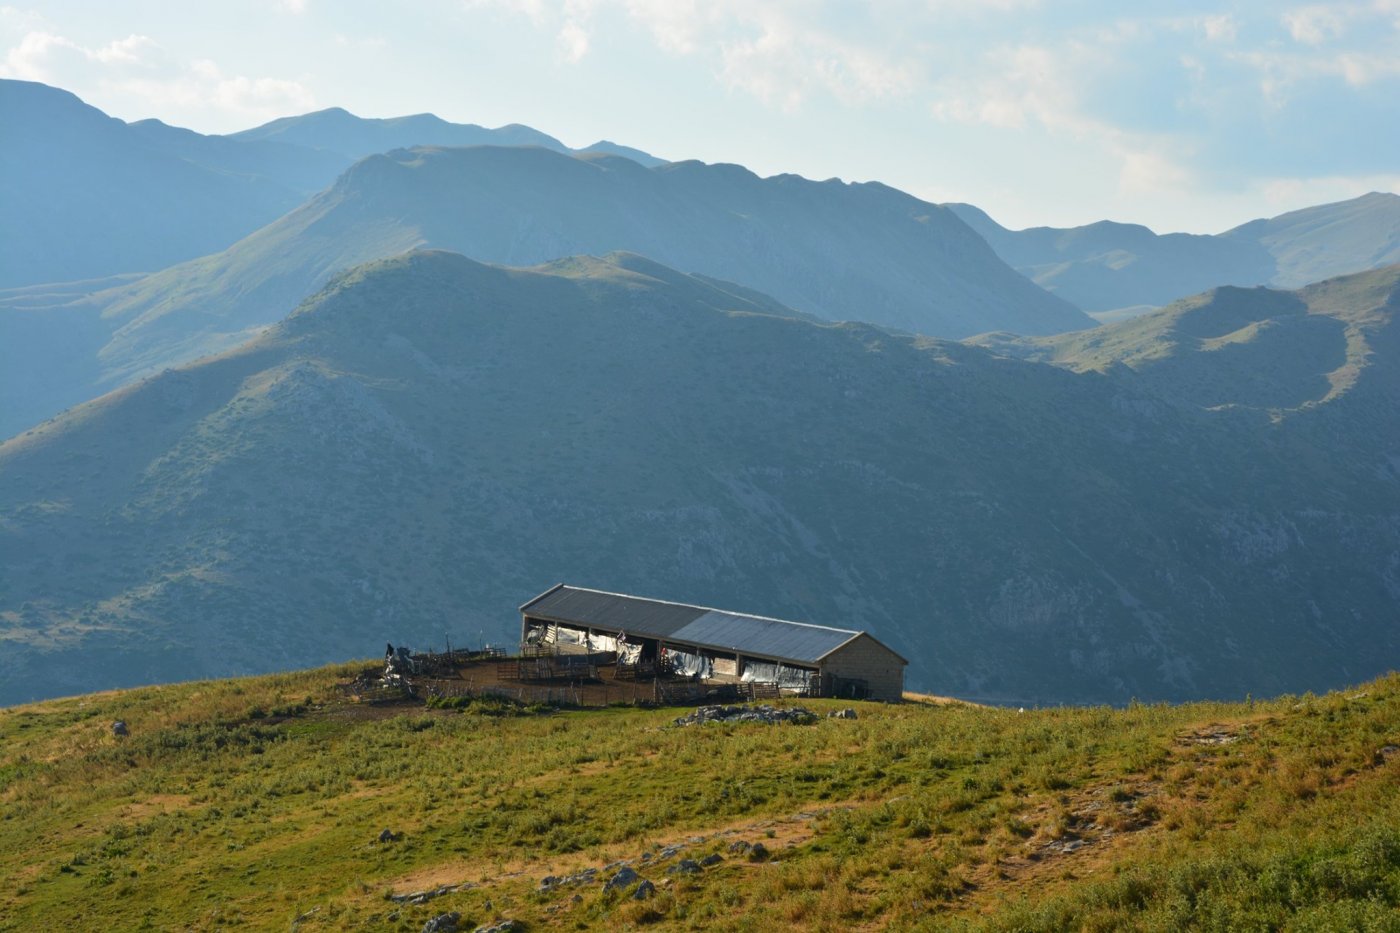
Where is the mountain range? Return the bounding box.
[0,79,663,289]
[2,250,1396,707]
[0,143,1087,440]
[948,192,1400,315]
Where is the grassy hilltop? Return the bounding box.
[3,667,1399,931]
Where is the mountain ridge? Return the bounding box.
[947,192,1400,314]
[0,143,1089,440]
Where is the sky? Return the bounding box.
[3,0,1398,234]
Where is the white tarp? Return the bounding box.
[553,625,588,646]
[666,647,714,679]
[741,661,814,689]
[587,632,619,653]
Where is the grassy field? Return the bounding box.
[2,665,1399,931]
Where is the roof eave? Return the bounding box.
[518,583,566,614]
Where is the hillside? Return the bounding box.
[0,144,1088,439]
[1,252,1397,707]
[2,665,1398,930]
[0,81,667,292]
[1223,191,1400,288]
[0,80,336,288]
[948,192,1400,314]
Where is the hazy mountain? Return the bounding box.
[0,80,668,290]
[0,144,1089,439]
[1223,192,1400,288]
[231,106,667,167]
[948,192,1400,314]
[2,251,1396,706]
[0,80,331,288]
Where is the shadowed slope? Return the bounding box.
[2,252,1396,707]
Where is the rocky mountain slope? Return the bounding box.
[1,252,1395,706]
[948,192,1400,314]
[0,144,1088,439]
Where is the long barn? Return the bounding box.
[519,584,907,701]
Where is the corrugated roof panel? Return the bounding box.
[521,586,706,637]
[670,611,855,665]
[520,586,876,665]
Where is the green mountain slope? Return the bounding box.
[1,252,1396,707]
[3,664,1399,930]
[0,144,1088,439]
[948,192,1400,314]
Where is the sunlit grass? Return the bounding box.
[2,667,1398,930]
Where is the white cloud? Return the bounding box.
[1201,14,1238,42]
[556,18,589,62]
[0,29,315,127]
[2,31,160,80]
[1282,4,1355,44]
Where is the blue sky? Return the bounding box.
[3,0,1397,233]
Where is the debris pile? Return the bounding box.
[672,705,817,727]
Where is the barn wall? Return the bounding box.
[821,635,905,701]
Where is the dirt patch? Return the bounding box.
[119,793,194,820]
[381,802,854,899]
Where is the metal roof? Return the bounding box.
[520,584,906,666]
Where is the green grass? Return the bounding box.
[2,667,1399,931]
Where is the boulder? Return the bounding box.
[632,879,656,900]
[111,720,129,737]
[603,866,639,892]
[421,912,459,933]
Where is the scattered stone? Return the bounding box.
[570,894,583,904]
[668,859,702,875]
[727,840,751,854]
[748,842,770,862]
[827,708,858,720]
[378,828,398,843]
[1378,745,1399,761]
[473,922,517,933]
[388,883,471,904]
[111,720,129,737]
[700,854,723,867]
[540,867,598,890]
[633,880,656,900]
[673,705,818,727]
[603,866,640,892]
[421,912,459,933]
[655,844,683,860]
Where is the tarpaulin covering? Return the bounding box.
[666,648,714,679]
[741,661,814,689]
[586,632,620,653]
